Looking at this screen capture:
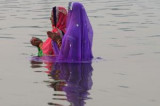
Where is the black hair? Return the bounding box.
[52,6,57,26]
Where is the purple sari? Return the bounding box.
[58,2,93,63]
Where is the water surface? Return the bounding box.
[0,0,160,106]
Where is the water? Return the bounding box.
[0,0,160,106]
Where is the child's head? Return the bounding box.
[30,37,43,47]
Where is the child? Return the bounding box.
[58,2,93,62]
[31,6,67,56]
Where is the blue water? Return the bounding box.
[0,0,160,106]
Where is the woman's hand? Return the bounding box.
[30,37,43,47]
[47,31,57,41]
[47,31,61,41]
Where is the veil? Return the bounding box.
[58,2,93,63]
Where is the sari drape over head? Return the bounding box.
[58,2,93,62]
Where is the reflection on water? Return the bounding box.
[30,57,93,106]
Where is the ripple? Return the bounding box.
[110,8,130,11]
[110,38,117,39]
[10,14,17,17]
[119,85,129,88]
[109,44,126,47]
[15,17,27,19]
[37,14,49,17]
[0,33,11,35]
[129,53,144,56]
[115,73,126,75]
[0,16,6,20]
[30,34,45,37]
[93,57,106,62]
[141,22,155,25]
[143,12,155,15]
[33,82,39,84]
[98,24,111,26]
[2,5,21,9]
[31,65,43,68]
[34,71,43,73]
[110,13,127,17]
[113,4,133,7]
[153,52,160,54]
[118,28,135,31]
[32,17,49,20]
[149,99,157,102]
[48,102,63,106]
[16,9,32,12]
[10,26,42,28]
[136,26,148,28]
[53,94,66,96]
[148,35,160,37]
[0,37,15,39]
[88,16,104,18]
[117,22,138,24]
[52,98,67,101]
[30,60,43,64]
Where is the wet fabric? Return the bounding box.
[58,2,93,63]
[41,7,67,56]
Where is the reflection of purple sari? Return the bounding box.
[63,63,93,106]
[58,2,93,63]
[50,62,93,106]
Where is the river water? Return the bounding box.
[0,0,160,106]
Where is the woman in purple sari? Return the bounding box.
[58,2,93,63]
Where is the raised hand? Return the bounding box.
[47,31,57,41]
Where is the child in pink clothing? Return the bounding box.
[30,6,67,56]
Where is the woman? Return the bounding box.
[31,6,67,56]
[58,2,93,62]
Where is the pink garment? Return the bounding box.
[42,38,54,55]
[41,7,67,56]
[55,7,67,33]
